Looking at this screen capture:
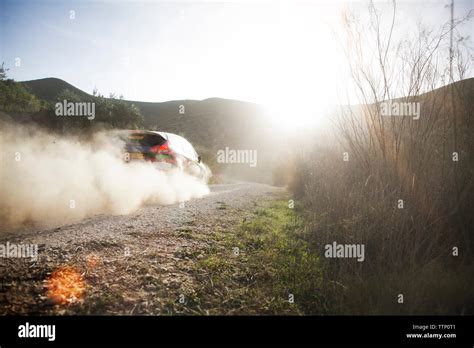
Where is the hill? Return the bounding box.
[17,76,474,183]
[19,78,277,182]
[19,79,269,146]
[20,77,90,102]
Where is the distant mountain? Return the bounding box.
[19,77,277,182]
[19,78,272,148]
[20,77,90,102]
[17,76,473,183]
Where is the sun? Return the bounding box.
[260,52,336,131]
[263,97,332,131]
[222,1,342,131]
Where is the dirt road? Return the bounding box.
[0,181,284,315]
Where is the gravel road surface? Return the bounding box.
[0,181,283,314]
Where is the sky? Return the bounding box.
[0,0,473,118]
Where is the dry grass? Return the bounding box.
[285,2,474,314]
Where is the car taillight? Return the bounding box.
[150,142,170,153]
[149,141,178,165]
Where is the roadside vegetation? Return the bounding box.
[0,62,143,133]
[281,2,474,314]
[185,199,325,315]
[0,63,45,112]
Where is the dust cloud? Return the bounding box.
[0,123,210,228]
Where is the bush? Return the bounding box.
[0,79,44,112]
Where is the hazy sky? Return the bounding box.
[1,0,472,108]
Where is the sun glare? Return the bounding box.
[253,2,341,130]
[137,1,345,123]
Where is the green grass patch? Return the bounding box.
[191,199,325,315]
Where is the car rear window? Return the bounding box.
[123,133,166,147]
